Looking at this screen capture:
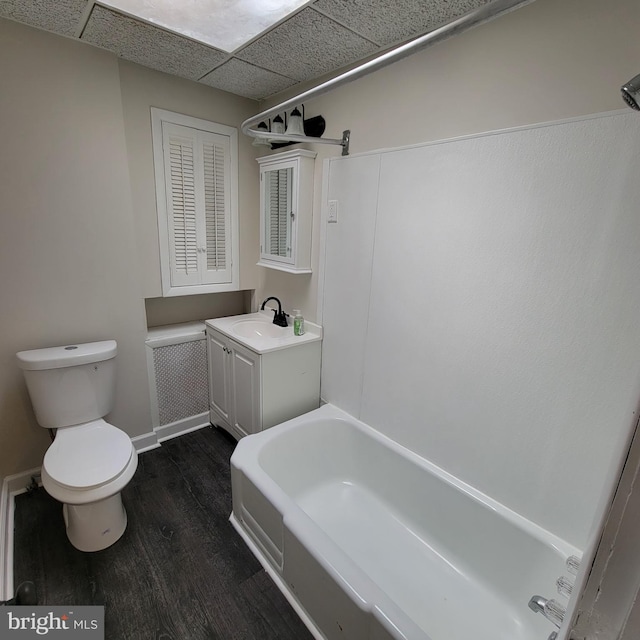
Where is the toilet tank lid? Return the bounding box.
[16,340,117,371]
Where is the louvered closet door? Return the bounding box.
[200,133,232,284]
[164,124,199,286]
[162,123,232,287]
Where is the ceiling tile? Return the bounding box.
[98,0,312,53]
[2,0,506,104]
[0,0,87,36]
[200,59,297,101]
[313,0,492,47]
[235,7,378,82]
[81,5,227,80]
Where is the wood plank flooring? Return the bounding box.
[13,426,313,640]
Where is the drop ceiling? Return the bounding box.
[0,0,494,101]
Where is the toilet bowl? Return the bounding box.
[16,340,138,552]
[41,419,138,551]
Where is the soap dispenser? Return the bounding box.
[293,310,305,336]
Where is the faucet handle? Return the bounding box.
[556,575,573,598]
[543,599,566,628]
[272,310,288,327]
[566,555,581,576]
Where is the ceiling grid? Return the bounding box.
[0,0,494,101]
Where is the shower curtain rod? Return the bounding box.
[241,0,535,155]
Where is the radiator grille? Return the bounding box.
[152,339,208,426]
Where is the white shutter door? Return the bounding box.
[201,132,232,284]
[153,108,238,295]
[163,123,200,287]
[163,124,232,287]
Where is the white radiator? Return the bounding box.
[145,321,209,441]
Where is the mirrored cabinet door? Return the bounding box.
[263,165,293,262]
[257,150,316,274]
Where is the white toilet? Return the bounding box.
[16,340,138,552]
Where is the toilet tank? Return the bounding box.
[16,340,117,429]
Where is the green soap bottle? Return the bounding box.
[293,309,305,336]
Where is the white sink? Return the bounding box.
[207,312,321,355]
[232,319,286,339]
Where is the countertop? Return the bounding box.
[205,311,322,355]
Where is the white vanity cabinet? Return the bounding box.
[207,329,260,439]
[257,150,316,274]
[206,314,321,440]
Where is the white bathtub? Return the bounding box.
[230,404,579,640]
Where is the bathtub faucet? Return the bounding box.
[260,297,288,327]
[528,595,547,614]
[528,595,565,629]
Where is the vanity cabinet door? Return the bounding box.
[207,331,231,425]
[229,342,261,437]
[207,328,262,439]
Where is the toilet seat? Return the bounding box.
[44,419,133,490]
[42,419,138,506]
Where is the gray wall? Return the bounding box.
[118,59,259,299]
[0,19,259,477]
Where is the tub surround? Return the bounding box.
[320,110,640,551]
[231,404,578,640]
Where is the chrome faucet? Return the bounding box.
[528,595,548,614]
[528,595,565,629]
[260,296,288,327]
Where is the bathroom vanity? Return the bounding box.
[205,312,322,440]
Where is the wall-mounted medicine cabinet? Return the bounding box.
[257,149,316,274]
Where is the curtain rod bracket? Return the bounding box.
[341,130,350,156]
[241,0,532,156]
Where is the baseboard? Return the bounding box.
[132,413,210,453]
[131,431,161,454]
[1,467,41,602]
[155,413,210,443]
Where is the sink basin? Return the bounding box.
[232,320,286,339]
[207,312,321,355]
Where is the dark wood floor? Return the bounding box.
[13,426,313,640]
